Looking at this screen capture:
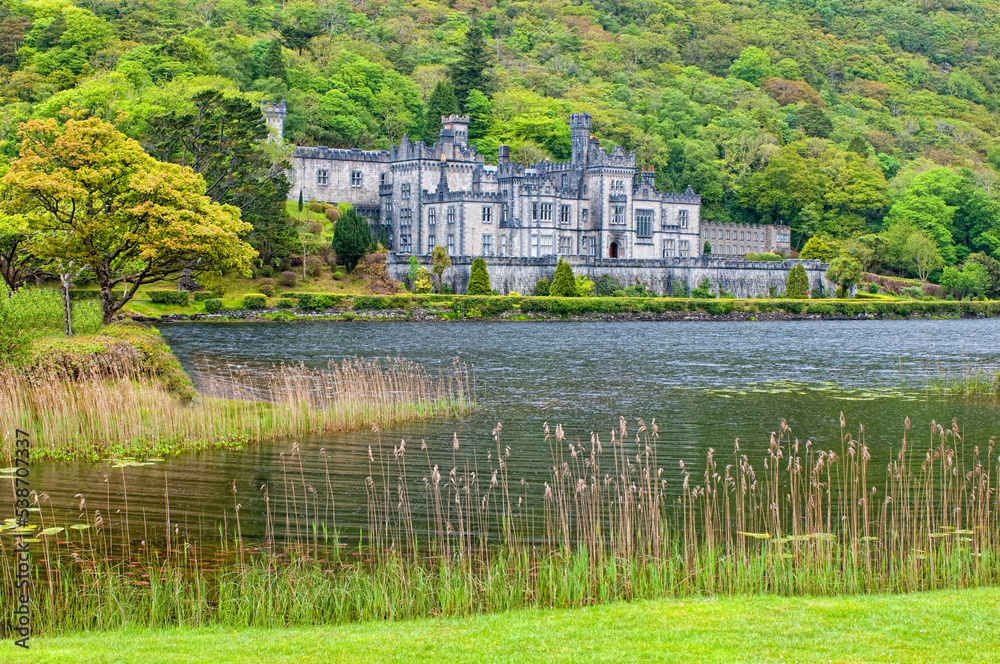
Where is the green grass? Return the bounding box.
[8,588,999,663]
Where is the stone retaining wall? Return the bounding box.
[388,255,834,298]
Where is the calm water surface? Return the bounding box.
[32,319,1000,543]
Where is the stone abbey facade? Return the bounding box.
[286,113,705,261]
[700,222,792,257]
[274,108,830,296]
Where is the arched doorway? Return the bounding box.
[609,241,620,259]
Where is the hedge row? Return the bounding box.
[147,290,189,305]
[193,291,224,301]
[194,294,1000,319]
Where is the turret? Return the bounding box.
[261,100,286,141]
[441,114,470,147]
[570,112,591,169]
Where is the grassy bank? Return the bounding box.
[0,323,474,460]
[10,587,1000,663]
[3,418,998,635]
[122,292,1000,320]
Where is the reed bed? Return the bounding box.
[0,357,474,459]
[2,416,998,635]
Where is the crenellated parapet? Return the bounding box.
[294,146,390,163]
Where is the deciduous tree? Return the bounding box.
[4,116,255,323]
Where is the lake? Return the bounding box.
[31,319,1000,544]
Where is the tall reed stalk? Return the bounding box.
[0,357,474,459]
[3,416,998,635]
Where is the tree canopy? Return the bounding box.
[3,116,254,322]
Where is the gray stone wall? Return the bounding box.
[388,256,834,298]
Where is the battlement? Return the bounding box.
[294,146,390,163]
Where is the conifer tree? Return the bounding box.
[331,210,372,273]
[785,263,810,298]
[423,81,459,143]
[467,257,491,295]
[260,40,287,82]
[450,21,492,110]
[550,259,579,297]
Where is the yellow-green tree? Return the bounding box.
[3,116,254,324]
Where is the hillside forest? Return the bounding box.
[3,0,1000,288]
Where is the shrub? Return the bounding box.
[799,236,835,262]
[671,279,690,298]
[414,268,434,293]
[308,200,326,213]
[745,252,784,262]
[243,294,267,309]
[258,265,274,278]
[611,289,626,298]
[785,264,809,299]
[325,207,340,224]
[535,278,550,297]
[276,298,295,309]
[281,271,298,288]
[550,259,578,297]
[308,221,324,236]
[622,285,650,298]
[868,283,880,294]
[332,270,344,280]
[902,286,923,298]
[147,290,190,306]
[596,275,623,296]
[691,278,715,299]
[192,291,223,301]
[575,275,595,297]
[806,303,834,315]
[467,258,492,295]
[305,256,324,278]
[332,210,373,273]
[258,280,275,297]
[203,298,223,314]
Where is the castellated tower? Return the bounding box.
[570,112,591,169]
[261,100,287,141]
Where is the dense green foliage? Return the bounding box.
[550,259,578,297]
[242,293,266,309]
[466,257,491,295]
[147,290,189,305]
[0,285,101,362]
[331,210,372,273]
[785,263,810,298]
[4,0,1000,285]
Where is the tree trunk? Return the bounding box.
[60,272,73,336]
[100,283,117,325]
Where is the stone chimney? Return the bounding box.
[640,166,654,188]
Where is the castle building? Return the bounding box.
[287,113,704,261]
[700,222,791,257]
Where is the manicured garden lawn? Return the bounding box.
[7,588,999,663]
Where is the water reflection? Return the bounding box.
[30,319,1000,544]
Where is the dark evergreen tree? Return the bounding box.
[332,210,373,273]
[550,259,578,297]
[422,80,459,143]
[450,21,492,111]
[260,40,286,81]
[785,263,810,298]
[535,278,550,296]
[467,257,491,295]
[141,88,297,264]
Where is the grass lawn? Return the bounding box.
[6,588,998,663]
